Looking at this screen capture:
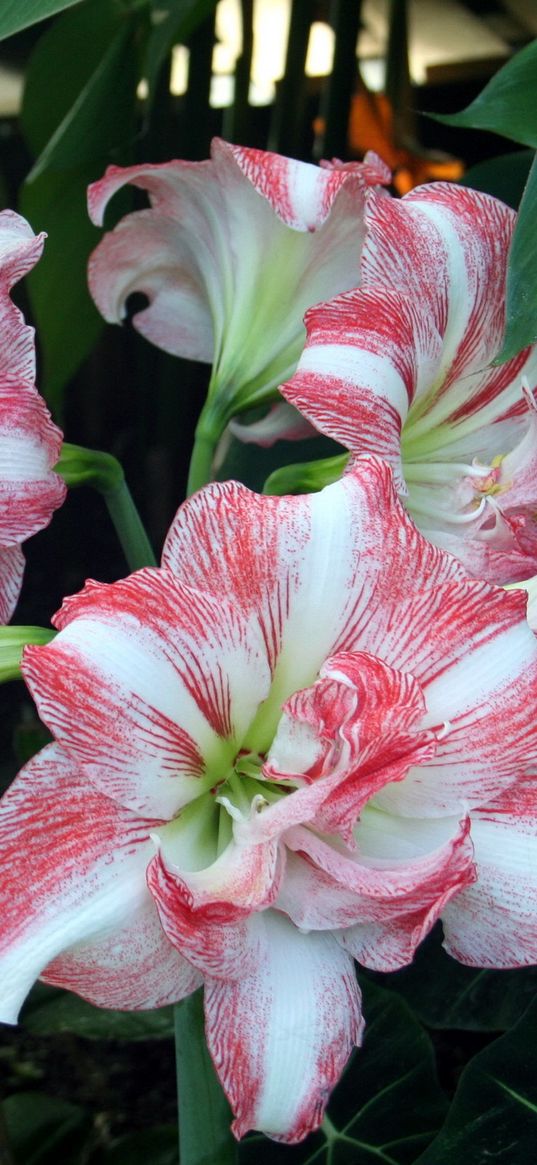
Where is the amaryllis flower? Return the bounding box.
[86,139,390,471]
[0,211,66,621]
[1,459,537,1142]
[282,183,537,584]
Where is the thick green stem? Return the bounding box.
[174,990,238,1165]
[186,401,228,495]
[102,478,157,571]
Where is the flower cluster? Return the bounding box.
[1,140,537,1146]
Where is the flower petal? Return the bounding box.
[162,458,466,748]
[0,386,65,545]
[0,210,46,391]
[278,812,474,970]
[229,401,316,447]
[372,585,537,815]
[203,910,363,1142]
[442,782,537,967]
[23,569,271,819]
[0,544,24,623]
[0,744,179,1023]
[88,139,382,416]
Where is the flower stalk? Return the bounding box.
[174,990,237,1165]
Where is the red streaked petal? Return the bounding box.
[442,783,537,967]
[0,386,65,545]
[279,813,474,966]
[0,544,24,623]
[162,460,466,749]
[373,585,537,816]
[281,286,434,487]
[0,210,45,392]
[23,569,271,820]
[0,744,164,1023]
[204,911,363,1142]
[42,896,201,1010]
[219,138,387,231]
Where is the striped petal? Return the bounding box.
[23,569,271,819]
[203,910,363,1142]
[282,183,537,582]
[442,782,537,967]
[0,386,65,545]
[0,744,190,1023]
[88,139,387,418]
[163,458,466,750]
[278,812,473,968]
[0,544,24,623]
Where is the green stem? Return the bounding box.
[102,478,157,571]
[186,402,228,496]
[174,990,238,1165]
[57,443,157,571]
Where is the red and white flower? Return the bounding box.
[1,458,537,1141]
[87,139,389,432]
[282,183,537,584]
[0,211,66,621]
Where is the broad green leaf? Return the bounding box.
[21,982,174,1039]
[496,151,537,361]
[19,6,142,411]
[0,0,83,41]
[144,0,218,107]
[239,979,447,1165]
[431,38,537,147]
[415,996,537,1164]
[460,149,533,209]
[20,168,106,415]
[26,17,139,181]
[366,924,537,1032]
[21,0,126,158]
[2,1092,91,1165]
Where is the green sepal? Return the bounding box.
[0,626,55,683]
[263,453,349,496]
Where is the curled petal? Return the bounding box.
[279,812,474,968]
[88,138,383,415]
[203,910,364,1142]
[229,402,316,447]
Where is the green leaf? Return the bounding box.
[144,0,218,107]
[26,15,140,182]
[19,3,142,412]
[365,924,537,1032]
[21,0,127,159]
[460,149,533,209]
[239,979,447,1165]
[20,168,105,415]
[431,38,537,147]
[21,982,175,1040]
[2,1092,91,1165]
[496,151,537,361]
[415,996,537,1164]
[0,0,83,41]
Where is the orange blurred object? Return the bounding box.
[315,83,464,196]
